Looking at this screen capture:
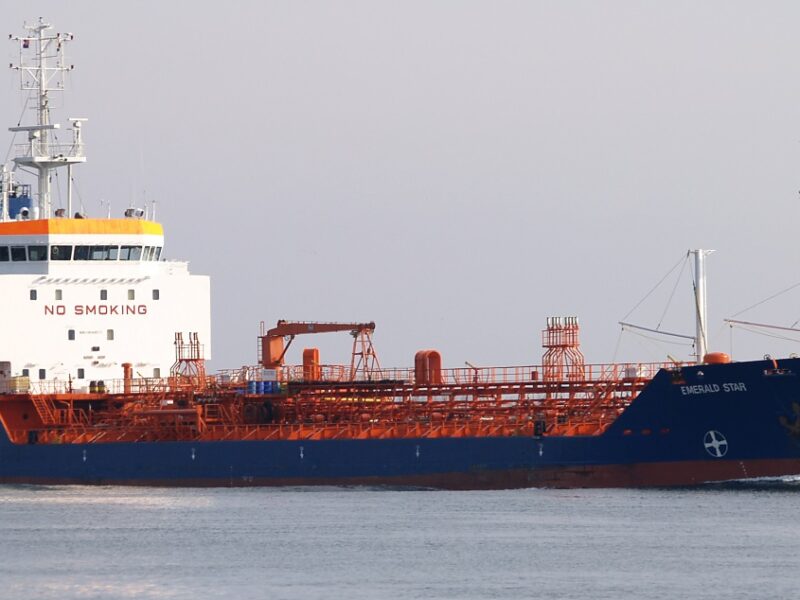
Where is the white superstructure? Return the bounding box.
[0,19,210,390]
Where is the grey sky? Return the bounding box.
[3,1,800,370]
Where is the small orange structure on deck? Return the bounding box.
[542,316,585,381]
[414,350,443,385]
[303,348,321,381]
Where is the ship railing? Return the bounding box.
[215,366,268,385]
[27,380,72,395]
[23,376,188,396]
[14,361,683,397]
[270,361,683,386]
[448,362,680,385]
[14,141,84,159]
[273,364,411,384]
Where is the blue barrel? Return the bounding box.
[247,381,257,395]
[264,381,273,394]
[256,381,265,394]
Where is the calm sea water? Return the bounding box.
[1,482,799,600]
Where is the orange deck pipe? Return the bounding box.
[122,362,133,394]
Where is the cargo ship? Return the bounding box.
[2,19,800,489]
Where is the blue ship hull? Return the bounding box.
[3,359,800,488]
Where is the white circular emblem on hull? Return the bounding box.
[704,430,728,458]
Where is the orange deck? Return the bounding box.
[0,361,678,446]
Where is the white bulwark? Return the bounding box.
[0,19,211,390]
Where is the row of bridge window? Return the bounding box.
[0,245,163,262]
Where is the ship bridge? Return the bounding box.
[0,19,210,390]
[0,214,208,387]
[0,217,165,274]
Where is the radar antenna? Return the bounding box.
[8,17,87,219]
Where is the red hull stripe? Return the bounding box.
[3,458,800,489]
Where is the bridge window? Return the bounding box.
[128,289,135,300]
[143,246,153,261]
[88,245,115,260]
[77,368,84,379]
[107,329,114,341]
[74,245,90,260]
[153,368,161,378]
[68,329,75,340]
[11,246,26,261]
[0,247,8,261]
[55,289,62,301]
[29,290,37,300]
[85,245,120,260]
[22,369,29,377]
[152,289,160,300]
[50,245,72,260]
[38,369,46,380]
[100,289,107,300]
[120,245,142,261]
[154,247,162,260]
[28,245,47,261]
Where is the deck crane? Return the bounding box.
[259,320,381,380]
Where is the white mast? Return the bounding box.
[0,164,10,221]
[9,18,86,219]
[690,249,714,361]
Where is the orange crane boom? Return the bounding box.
[260,320,376,369]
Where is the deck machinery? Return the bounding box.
[1,318,656,446]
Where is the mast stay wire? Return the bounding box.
[625,328,694,347]
[729,280,800,319]
[617,252,694,361]
[611,328,624,364]
[656,255,689,330]
[4,94,31,163]
[733,323,800,345]
[723,278,800,343]
[624,328,692,364]
[53,169,61,209]
[620,253,689,323]
[70,175,86,215]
